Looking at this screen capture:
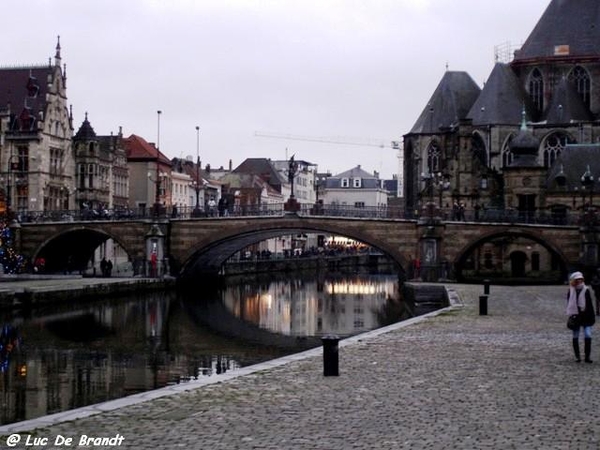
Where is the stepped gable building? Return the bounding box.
[403,0,600,222]
[0,37,73,215]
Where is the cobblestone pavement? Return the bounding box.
[1,284,599,449]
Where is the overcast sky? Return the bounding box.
[3,0,550,179]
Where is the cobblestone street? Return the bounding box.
[0,283,598,449]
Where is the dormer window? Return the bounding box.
[341,178,349,188]
[353,178,362,188]
[26,76,39,97]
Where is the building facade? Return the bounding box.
[0,38,74,217]
[72,114,129,213]
[323,165,388,211]
[404,0,600,222]
[403,0,600,275]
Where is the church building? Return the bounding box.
[403,0,600,227]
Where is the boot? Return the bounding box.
[573,338,581,362]
[584,338,593,363]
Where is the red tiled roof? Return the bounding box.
[124,134,172,165]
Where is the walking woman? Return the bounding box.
[567,271,595,363]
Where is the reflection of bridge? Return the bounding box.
[13,204,590,282]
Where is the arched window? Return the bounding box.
[528,68,544,114]
[472,133,487,167]
[502,136,514,168]
[427,141,441,173]
[484,252,493,269]
[568,65,591,109]
[543,132,574,168]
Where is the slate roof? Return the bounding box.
[509,120,541,168]
[409,71,481,134]
[74,113,97,140]
[233,158,287,190]
[544,76,593,124]
[467,63,535,126]
[326,165,383,189]
[513,0,600,62]
[219,172,282,196]
[0,65,54,130]
[546,144,600,189]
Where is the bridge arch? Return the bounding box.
[33,226,133,274]
[176,220,409,279]
[453,228,569,282]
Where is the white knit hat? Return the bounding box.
[570,271,584,281]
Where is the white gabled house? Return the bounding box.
[322,165,388,210]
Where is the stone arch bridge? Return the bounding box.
[12,214,586,282]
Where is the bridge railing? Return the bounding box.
[11,203,288,223]
[4,204,594,226]
[298,204,406,219]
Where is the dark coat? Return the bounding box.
[568,288,596,327]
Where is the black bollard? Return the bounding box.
[484,279,490,295]
[322,335,340,376]
[479,295,488,316]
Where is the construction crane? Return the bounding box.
[255,131,404,197]
[254,131,401,150]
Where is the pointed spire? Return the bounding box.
[520,104,528,131]
[55,35,62,66]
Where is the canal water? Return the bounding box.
[0,268,430,425]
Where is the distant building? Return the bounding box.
[233,157,318,205]
[322,165,388,210]
[123,134,172,214]
[171,157,221,214]
[270,158,318,204]
[72,114,129,211]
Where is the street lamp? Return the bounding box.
[193,125,203,217]
[153,110,162,217]
[421,170,449,220]
[421,170,434,205]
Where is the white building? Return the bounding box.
[322,165,388,210]
[171,170,192,211]
[271,159,318,204]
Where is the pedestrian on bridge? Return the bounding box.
[567,271,595,363]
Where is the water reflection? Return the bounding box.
[0,270,414,425]
[219,273,409,337]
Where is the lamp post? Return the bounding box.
[421,170,449,221]
[421,170,433,204]
[284,155,300,213]
[193,125,203,217]
[153,110,162,217]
